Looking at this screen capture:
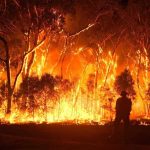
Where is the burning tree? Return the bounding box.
[16,73,57,120]
[0,0,66,114]
[114,69,136,98]
[16,76,40,112]
[37,74,57,121]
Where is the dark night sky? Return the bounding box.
[63,0,149,54]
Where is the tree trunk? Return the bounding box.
[26,51,35,77]
[6,55,12,114]
[4,39,12,114]
[22,31,38,78]
[0,36,12,114]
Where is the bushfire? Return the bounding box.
[0,0,150,125]
[0,44,149,124]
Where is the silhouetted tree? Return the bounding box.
[28,95,36,119]
[39,74,57,120]
[55,76,73,95]
[114,69,136,98]
[16,74,59,119]
[40,74,55,90]
[17,76,40,111]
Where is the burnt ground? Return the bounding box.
[0,123,150,150]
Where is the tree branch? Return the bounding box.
[12,56,25,91]
[12,31,48,91]
[68,10,112,38]
[24,32,47,57]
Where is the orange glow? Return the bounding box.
[0,41,149,124]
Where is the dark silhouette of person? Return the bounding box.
[114,91,132,136]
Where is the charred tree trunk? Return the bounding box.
[0,36,12,114]
[5,46,12,114]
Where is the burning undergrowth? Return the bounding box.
[0,58,149,124]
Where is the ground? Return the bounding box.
[0,123,150,150]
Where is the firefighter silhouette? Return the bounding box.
[114,91,132,133]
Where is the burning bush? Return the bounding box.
[114,69,136,98]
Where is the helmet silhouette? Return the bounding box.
[121,91,127,97]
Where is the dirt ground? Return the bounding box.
[0,124,150,150]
